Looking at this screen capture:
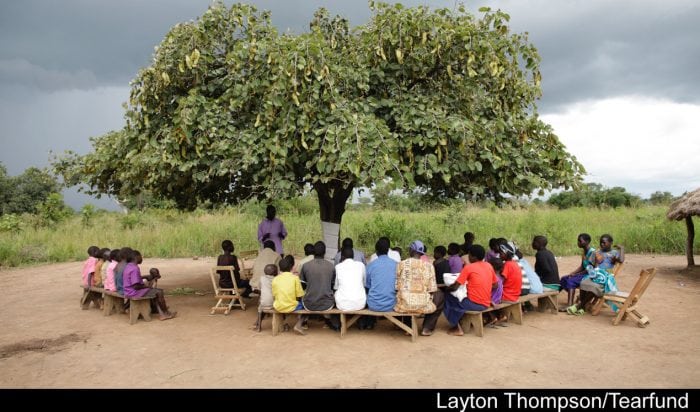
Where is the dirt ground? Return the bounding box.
[1,254,699,388]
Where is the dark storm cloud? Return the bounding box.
[481,0,700,112]
[2,0,696,107]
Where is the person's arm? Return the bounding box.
[233,256,241,279]
[615,245,625,263]
[594,250,604,266]
[258,222,270,242]
[279,220,287,240]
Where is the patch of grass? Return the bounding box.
[0,205,696,267]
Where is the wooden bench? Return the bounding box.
[80,286,157,325]
[261,308,420,342]
[462,290,559,337]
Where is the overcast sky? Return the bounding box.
[1,0,699,210]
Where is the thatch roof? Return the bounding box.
[667,188,700,220]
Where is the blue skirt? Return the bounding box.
[560,273,586,291]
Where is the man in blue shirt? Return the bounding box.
[360,238,397,329]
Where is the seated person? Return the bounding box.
[122,250,176,321]
[559,233,595,311]
[443,245,498,336]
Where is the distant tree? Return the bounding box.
[547,183,641,209]
[0,163,11,214]
[0,163,62,215]
[54,1,583,247]
[37,193,72,225]
[648,191,674,205]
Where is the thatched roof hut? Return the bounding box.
[667,188,700,266]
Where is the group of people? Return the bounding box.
[81,205,624,332]
[81,245,176,320]
[207,205,627,335]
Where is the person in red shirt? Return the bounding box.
[443,245,498,336]
[499,242,523,303]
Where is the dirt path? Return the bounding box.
[0,254,698,388]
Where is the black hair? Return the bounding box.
[578,233,592,243]
[447,242,461,256]
[109,249,120,261]
[264,264,279,277]
[375,238,389,255]
[221,240,234,253]
[434,245,447,259]
[263,240,276,251]
[313,241,326,258]
[533,235,548,248]
[118,247,133,262]
[99,248,111,259]
[303,243,315,256]
[279,255,294,271]
[600,234,613,243]
[463,232,475,242]
[469,244,486,261]
[341,246,354,261]
[87,246,100,257]
[341,237,353,248]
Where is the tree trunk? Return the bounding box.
[686,215,695,267]
[314,181,354,260]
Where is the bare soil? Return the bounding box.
[1,254,699,388]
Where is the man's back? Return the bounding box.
[300,258,335,311]
[365,255,397,312]
[394,258,437,313]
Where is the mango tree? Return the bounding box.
[55,1,584,256]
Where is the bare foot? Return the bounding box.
[159,311,177,321]
[420,329,433,336]
[447,325,464,336]
[293,324,307,335]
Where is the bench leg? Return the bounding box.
[411,315,418,343]
[537,295,558,314]
[129,299,152,325]
[345,314,361,330]
[383,315,415,341]
[340,313,347,338]
[271,313,280,336]
[81,290,102,310]
[504,303,523,325]
[103,294,123,316]
[464,313,484,337]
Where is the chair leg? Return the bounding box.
[591,297,605,316]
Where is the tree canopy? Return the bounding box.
[55,1,583,225]
[0,162,62,215]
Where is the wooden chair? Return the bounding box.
[209,266,246,315]
[591,267,657,327]
[238,250,258,280]
[611,261,624,276]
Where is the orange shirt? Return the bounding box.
[456,260,497,307]
[501,260,522,302]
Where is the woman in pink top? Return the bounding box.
[103,249,119,291]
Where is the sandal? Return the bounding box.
[566,306,585,316]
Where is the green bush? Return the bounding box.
[0,214,22,232]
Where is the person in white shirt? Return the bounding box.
[334,247,367,311]
[368,236,401,263]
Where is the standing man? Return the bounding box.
[258,205,288,255]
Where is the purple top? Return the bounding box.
[448,255,463,274]
[491,274,504,305]
[123,262,149,298]
[257,217,287,254]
